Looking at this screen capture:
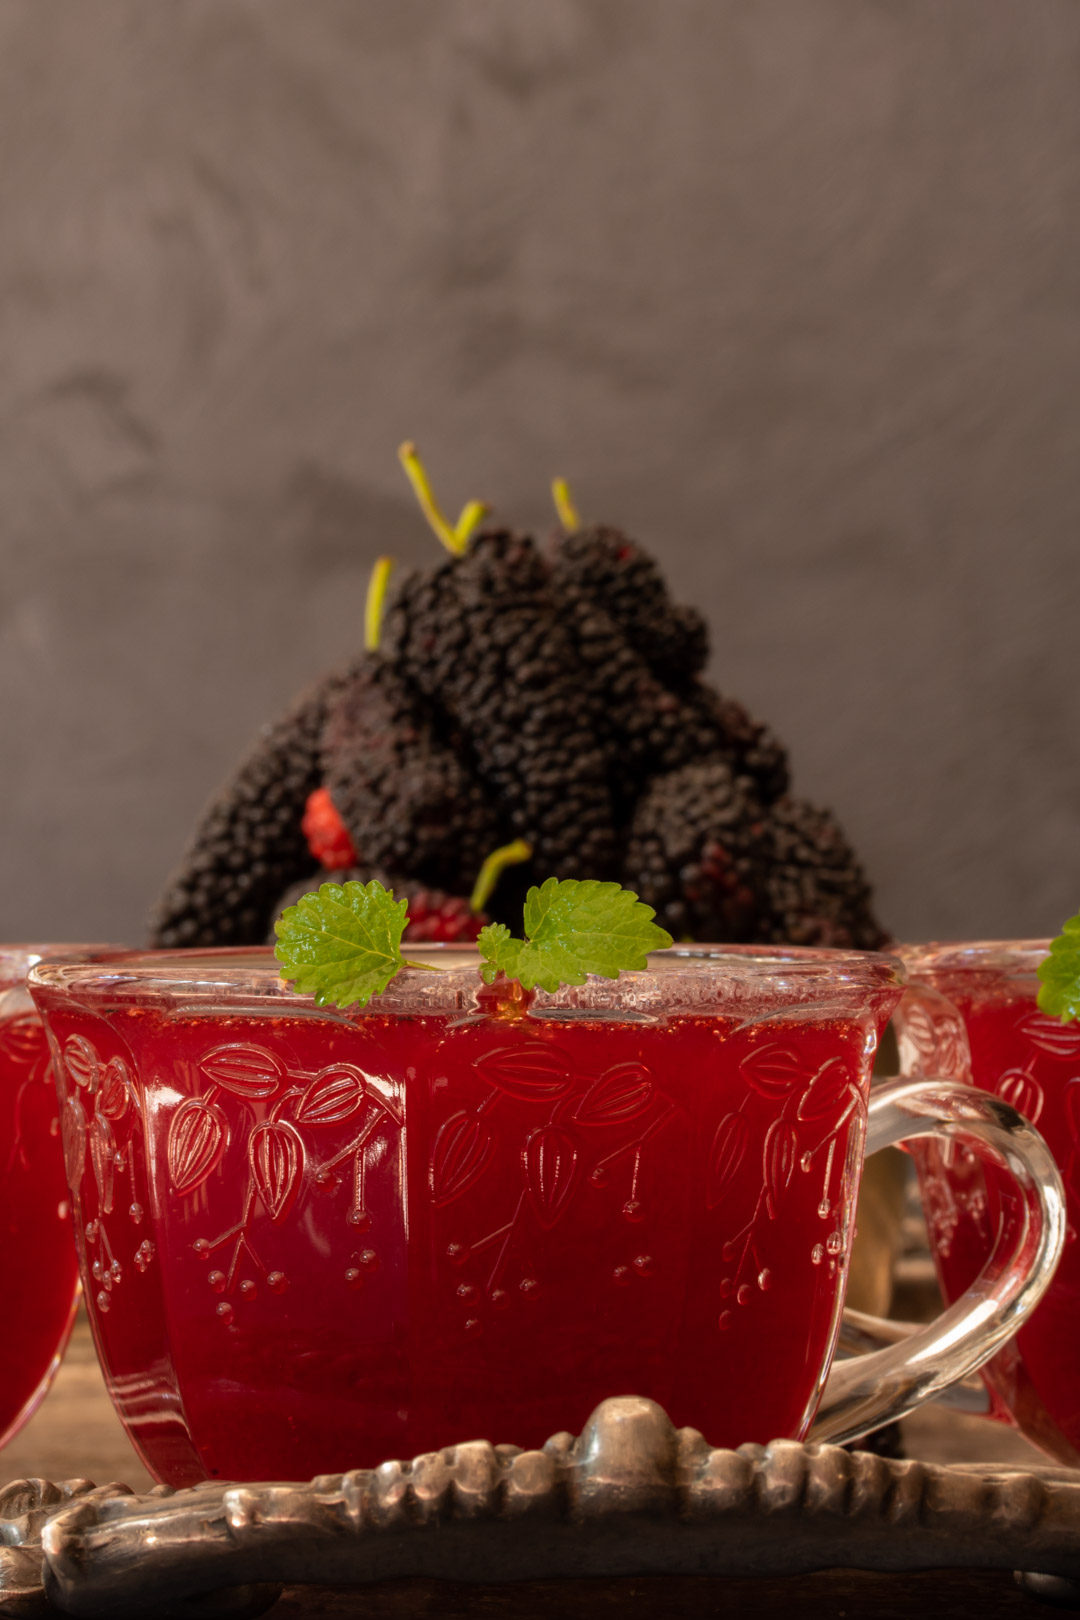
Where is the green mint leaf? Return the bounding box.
[476,922,525,985]
[274,880,410,1009]
[1036,913,1080,1022]
[477,877,673,993]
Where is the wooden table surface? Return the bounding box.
[1,1311,1066,1618]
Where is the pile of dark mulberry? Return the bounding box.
[149,454,886,952]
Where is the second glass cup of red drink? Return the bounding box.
[29,943,1063,1487]
[894,941,1080,1464]
[0,945,89,1449]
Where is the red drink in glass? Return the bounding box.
[0,947,83,1447]
[30,943,1061,1488]
[896,942,1080,1463]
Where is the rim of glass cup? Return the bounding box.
[27,942,904,1022]
[894,940,1050,985]
[0,943,118,990]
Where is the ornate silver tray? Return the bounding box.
[3,1397,1080,1616]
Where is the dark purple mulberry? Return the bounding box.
[321,655,503,894]
[149,660,363,948]
[686,689,790,806]
[550,524,709,684]
[383,530,618,879]
[623,759,767,941]
[752,796,888,951]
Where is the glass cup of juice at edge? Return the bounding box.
[27,942,1064,1487]
[895,940,1080,1464]
[0,945,100,1448]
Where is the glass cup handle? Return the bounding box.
[809,1075,1066,1446]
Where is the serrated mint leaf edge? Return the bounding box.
[477,923,533,987]
[524,878,673,978]
[273,880,410,1010]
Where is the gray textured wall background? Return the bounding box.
[2,0,1079,947]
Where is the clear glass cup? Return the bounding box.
[894,939,1080,1463]
[28,943,1063,1486]
[0,945,95,1447]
